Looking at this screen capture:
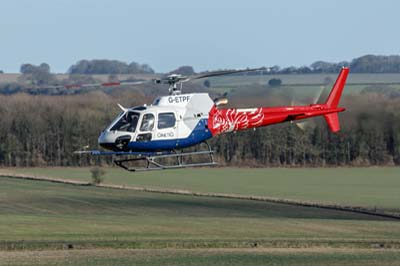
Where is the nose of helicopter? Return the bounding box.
[98,131,133,151]
[98,131,117,150]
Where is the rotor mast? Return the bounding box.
[168,75,183,95]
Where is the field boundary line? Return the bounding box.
[1,172,399,220]
[0,172,90,186]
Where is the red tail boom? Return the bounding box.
[208,68,349,135]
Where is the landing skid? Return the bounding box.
[75,142,217,172]
[114,150,216,171]
[114,142,216,171]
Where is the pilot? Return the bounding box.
[128,114,139,132]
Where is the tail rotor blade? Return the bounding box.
[313,85,326,104]
[296,121,308,131]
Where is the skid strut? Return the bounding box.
[113,143,216,172]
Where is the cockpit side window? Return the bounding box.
[140,113,155,132]
[110,111,139,132]
[158,112,176,129]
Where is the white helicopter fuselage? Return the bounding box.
[98,93,214,151]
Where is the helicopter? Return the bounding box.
[69,67,349,171]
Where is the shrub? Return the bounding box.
[90,167,106,184]
[268,78,282,87]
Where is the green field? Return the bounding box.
[3,175,399,244]
[2,167,400,265]
[5,167,400,212]
[1,175,400,265]
[2,248,400,266]
[196,73,400,100]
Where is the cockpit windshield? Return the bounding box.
[110,111,140,132]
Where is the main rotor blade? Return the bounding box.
[33,67,266,94]
[46,80,149,90]
[181,67,267,82]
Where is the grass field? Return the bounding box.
[1,176,400,265]
[4,167,400,212]
[197,73,400,99]
[1,167,400,265]
[3,176,399,244]
[2,248,400,266]
[208,82,400,99]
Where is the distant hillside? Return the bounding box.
[3,55,400,96]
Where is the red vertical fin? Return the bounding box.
[323,67,349,132]
[325,67,349,108]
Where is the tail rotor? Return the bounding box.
[292,85,326,131]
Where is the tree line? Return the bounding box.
[68,59,154,75]
[262,55,400,74]
[3,54,400,78]
[0,91,398,167]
